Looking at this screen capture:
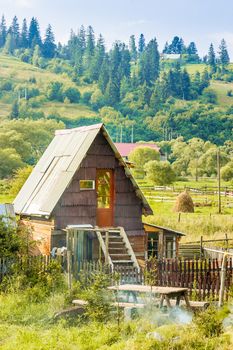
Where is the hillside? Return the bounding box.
[0,55,97,122]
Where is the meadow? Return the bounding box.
[0,282,232,349]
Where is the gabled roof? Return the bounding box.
[115,143,161,157]
[14,124,153,217]
[143,222,185,236]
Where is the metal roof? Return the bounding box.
[143,222,185,236]
[115,142,161,157]
[14,124,153,217]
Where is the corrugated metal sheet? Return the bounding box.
[14,123,153,216]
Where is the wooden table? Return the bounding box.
[108,284,191,310]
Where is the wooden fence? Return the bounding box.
[152,258,233,301]
[1,256,233,302]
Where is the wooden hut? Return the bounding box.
[144,223,185,260]
[14,124,154,269]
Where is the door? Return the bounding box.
[96,169,114,227]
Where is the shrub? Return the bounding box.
[63,86,81,103]
[10,166,33,196]
[144,160,176,186]
[46,81,64,102]
[221,162,233,181]
[0,80,13,91]
[81,91,92,104]
[194,307,227,337]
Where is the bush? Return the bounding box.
[194,307,227,337]
[221,162,233,181]
[144,160,176,185]
[10,166,33,196]
[0,80,13,91]
[46,81,64,102]
[63,86,81,103]
[81,91,92,104]
[201,88,217,104]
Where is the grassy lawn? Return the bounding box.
[184,63,207,75]
[210,80,233,106]
[0,55,97,120]
[0,290,231,350]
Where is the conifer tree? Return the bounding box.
[129,35,137,61]
[20,18,28,48]
[98,55,110,93]
[138,33,145,54]
[0,15,7,47]
[218,39,230,67]
[139,38,160,85]
[4,33,14,54]
[43,24,56,58]
[11,16,20,49]
[86,25,95,63]
[10,100,19,120]
[78,25,86,54]
[207,43,216,71]
[90,34,105,80]
[28,17,42,48]
[163,41,169,54]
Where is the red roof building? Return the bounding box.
[115,143,162,159]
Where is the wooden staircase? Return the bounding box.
[95,227,140,272]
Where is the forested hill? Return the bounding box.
[0,16,233,150]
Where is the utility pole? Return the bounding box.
[131,124,134,143]
[217,149,221,214]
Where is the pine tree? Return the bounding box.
[78,25,86,54]
[129,35,137,61]
[4,33,14,54]
[207,43,216,71]
[138,33,145,54]
[10,100,19,120]
[28,17,42,48]
[43,24,56,58]
[11,16,20,49]
[20,18,28,48]
[163,41,169,54]
[219,39,230,67]
[181,69,191,100]
[0,15,7,47]
[98,55,110,93]
[105,76,120,105]
[90,34,105,80]
[187,42,198,55]
[86,25,95,62]
[139,38,160,85]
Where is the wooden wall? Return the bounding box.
[20,218,53,255]
[53,131,145,238]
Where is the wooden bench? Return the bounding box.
[169,299,210,311]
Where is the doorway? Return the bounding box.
[96,169,114,227]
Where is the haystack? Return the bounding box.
[173,190,194,213]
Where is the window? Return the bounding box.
[96,170,112,208]
[148,234,159,258]
[79,180,95,190]
[166,236,176,258]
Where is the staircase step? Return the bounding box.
[112,260,134,264]
[110,254,130,257]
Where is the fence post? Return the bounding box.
[219,253,227,307]
[200,236,203,259]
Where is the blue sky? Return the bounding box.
[0,0,233,58]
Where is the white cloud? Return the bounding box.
[124,19,149,28]
[0,0,37,9]
[208,32,233,48]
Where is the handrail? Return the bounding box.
[95,229,114,270]
[119,227,140,272]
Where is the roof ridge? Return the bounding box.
[55,123,103,135]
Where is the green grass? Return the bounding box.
[184,63,207,75]
[0,54,96,120]
[210,80,233,106]
[0,291,231,349]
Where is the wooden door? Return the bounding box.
[96,169,114,227]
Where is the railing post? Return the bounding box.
[105,231,109,265]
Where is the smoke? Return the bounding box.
[136,303,193,326]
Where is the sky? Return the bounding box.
[0,0,233,58]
